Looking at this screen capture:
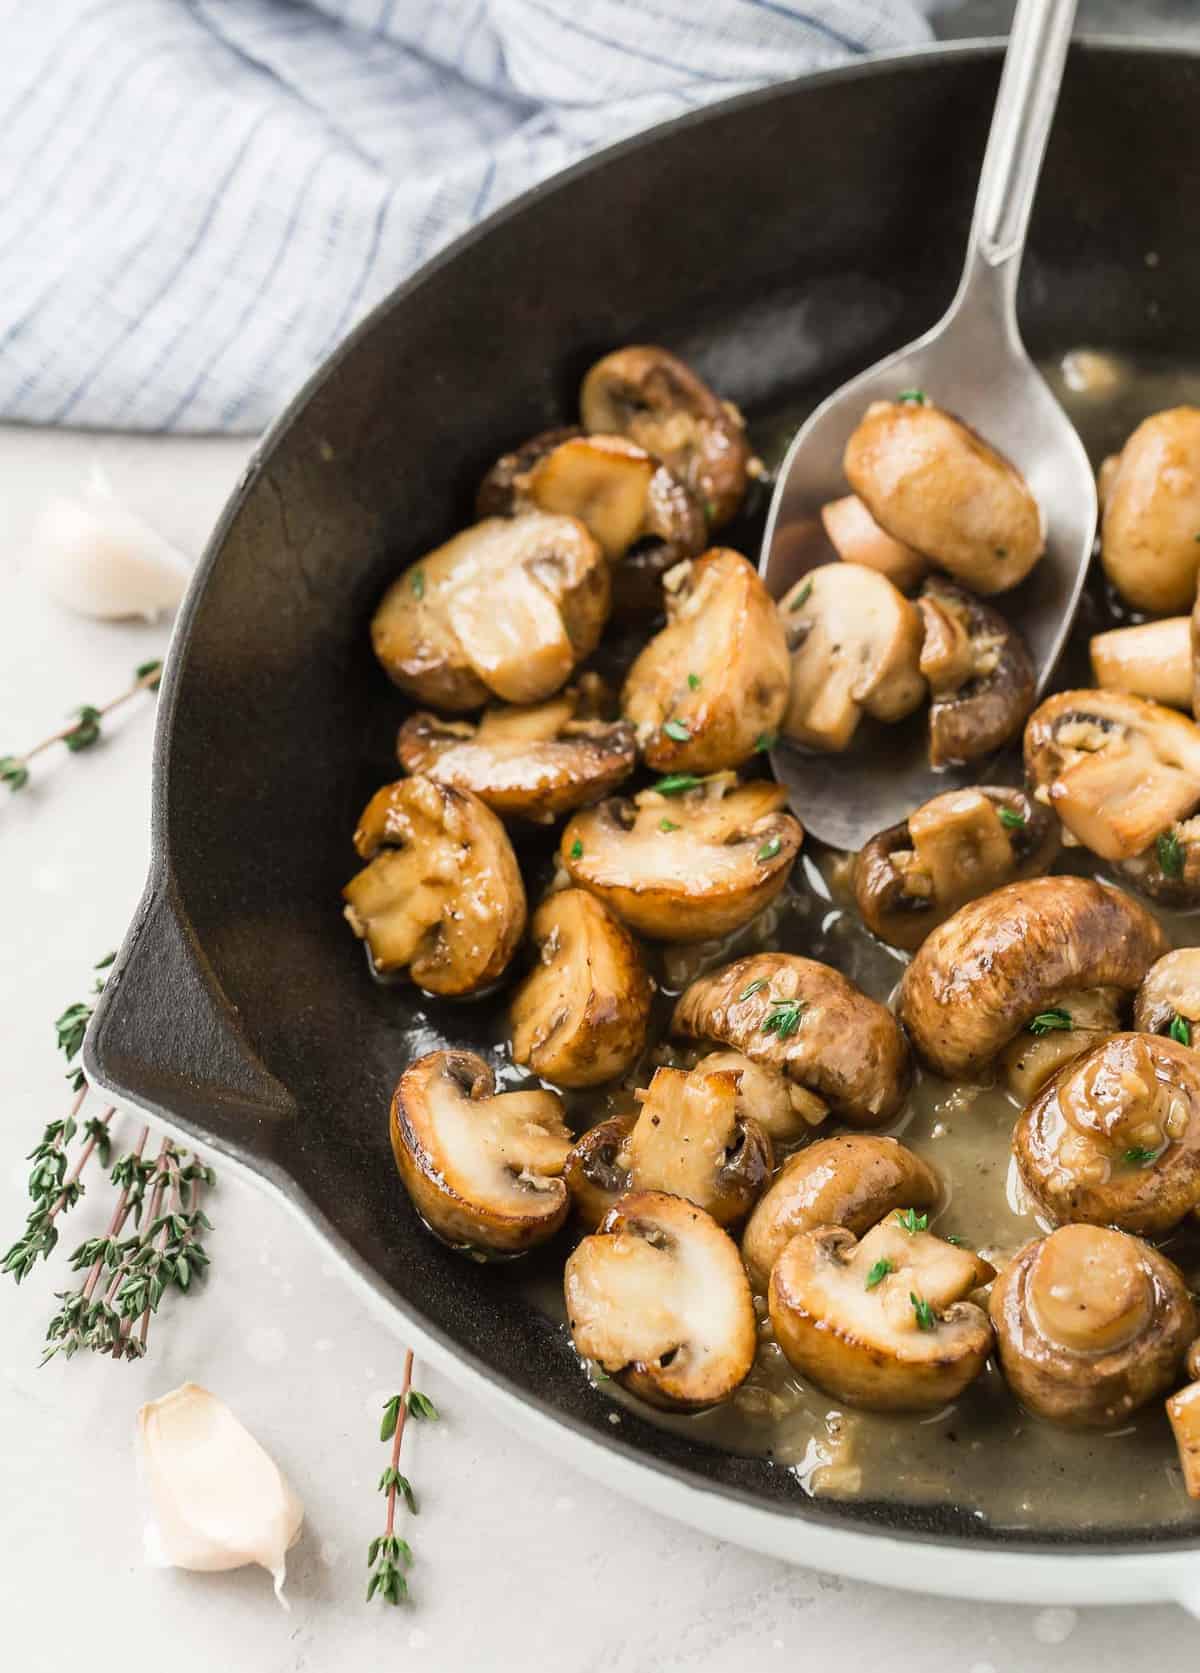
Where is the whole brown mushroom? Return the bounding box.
[1101,406,1200,612]
[990,1225,1196,1427]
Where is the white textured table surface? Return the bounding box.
[1,424,1197,1673]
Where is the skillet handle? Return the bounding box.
[83,876,295,1151]
[969,0,1077,269]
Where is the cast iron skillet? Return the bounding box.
[85,39,1200,1602]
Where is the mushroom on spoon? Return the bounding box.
[759,0,1094,849]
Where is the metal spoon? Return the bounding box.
[760,0,1094,851]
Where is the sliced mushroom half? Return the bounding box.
[1090,617,1193,712]
[778,562,926,752]
[917,579,1035,767]
[397,685,636,824]
[854,785,1058,952]
[672,951,911,1127]
[820,494,929,592]
[769,1213,996,1412]
[580,346,751,528]
[1025,689,1200,902]
[1134,949,1200,1045]
[742,1135,940,1291]
[691,1050,828,1142]
[1101,406,1200,612]
[510,889,653,1088]
[621,549,790,772]
[564,1190,757,1410]
[390,1051,571,1255]
[371,512,610,709]
[619,1065,772,1229]
[1167,1340,1200,1498]
[344,776,526,996]
[990,1225,1196,1427]
[898,875,1167,1081]
[560,776,802,942]
[1014,1033,1200,1236]
[844,398,1044,594]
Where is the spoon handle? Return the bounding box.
[971,0,1078,269]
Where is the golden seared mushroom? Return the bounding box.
[1167,1340,1200,1498]
[1090,617,1193,711]
[343,776,526,996]
[778,562,926,752]
[917,579,1035,766]
[390,1051,572,1255]
[397,686,636,824]
[1024,689,1200,903]
[854,785,1058,952]
[1135,949,1200,1046]
[563,1112,637,1229]
[769,1212,995,1412]
[990,1225,1196,1427]
[618,1065,772,1229]
[564,1190,757,1410]
[475,425,582,517]
[691,1050,828,1142]
[621,549,790,773]
[820,494,929,592]
[371,512,609,709]
[1014,1033,1200,1236]
[898,875,1167,1083]
[843,398,1044,594]
[580,346,751,528]
[510,890,652,1088]
[742,1135,939,1291]
[560,776,802,942]
[1101,407,1200,612]
[672,951,910,1128]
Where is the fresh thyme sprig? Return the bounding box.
[368,1350,440,1606]
[0,660,162,795]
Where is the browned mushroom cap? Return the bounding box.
[990,1225,1196,1427]
[1014,1033,1200,1236]
[1101,407,1200,612]
[672,951,911,1127]
[564,1190,757,1411]
[918,579,1035,767]
[692,1050,829,1141]
[397,687,636,825]
[820,494,929,592]
[618,1065,772,1229]
[563,1111,637,1229]
[621,549,790,773]
[778,563,926,751]
[371,513,610,710]
[769,1212,995,1412]
[580,346,751,528]
[1025,690,1200,888]
[510,889,653,1089]
[898,876,1168,1081]
[844,399,1044,594]
[854,785,1058,953]
[344,776,526,996]
[1090,617,1193,712]
[390,1051,571,1255]
[475,426,582,518]
[560,777,802,943]
[742,1135,940,1291]
[1135,950,1200,1044]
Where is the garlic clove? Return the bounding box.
[137,1383,304,1603]
[30,466,191,621]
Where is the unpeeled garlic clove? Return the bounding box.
[30,466,191,620]
[137,1382,304,1603]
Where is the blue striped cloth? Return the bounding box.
[0,1,934,433]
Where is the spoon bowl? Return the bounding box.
[760,0,1096,851]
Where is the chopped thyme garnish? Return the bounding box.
[753,730,778,754]
[896,1208,928,1235]
[1170,1013,1192,1047]
[410,569,425,599]
[1157,828,1185,879]
[569,839,583,860]
[997,806,1025,830]
[1124,1146,1160,1167]
[756,836,782,863]
[663,718,691,743]
[653,773,701,797]
[865,1258,894,1291]
[762,997,804,1039]
[897,389,926,405]
[738,978,769,1002]
[789,580,813,610]
[687,672,701,690]
[1028,1008,1073,1036]
[910,1292,937,1331]
[658,818,680,833]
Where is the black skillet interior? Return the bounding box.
[88,41,1200,1551]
